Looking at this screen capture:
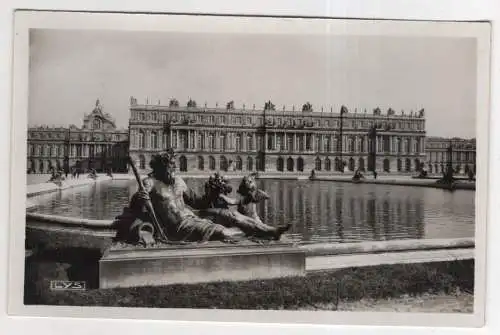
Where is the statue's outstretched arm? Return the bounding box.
[219,194,240,206]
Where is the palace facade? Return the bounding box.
[27,100,129,173]
[425,137,476,175]
[128,97,427,174]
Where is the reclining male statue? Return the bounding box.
[113,151,290,245]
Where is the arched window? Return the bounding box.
[209,156,216,170]
[383,158,390,172]
[151,131,158,149]
[287,157,294,171]
[277,157,284,172]
[247,156,253,171]
[297,157,304,172]
[39,160,44,173]
[358,157,365,171]
[93,118,101,129]
[139,155,146,169]
[138,131,145,149]
[324,157,331,171]
[235,156,243,170]
[198,156,204,170]
[315,157,322,171]
[220,156,228,171]
[267,135,273,150]
[179,155,188,172]
[348,157,355,171]
[396,138,402,153]
[414,159,421,172]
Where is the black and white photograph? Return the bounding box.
[7,10,491,328]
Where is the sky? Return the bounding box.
[28,29,477,138]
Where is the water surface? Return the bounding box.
[28,179,475,243]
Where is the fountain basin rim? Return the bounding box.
[26,212,474,256]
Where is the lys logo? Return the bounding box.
[50,280,86,291]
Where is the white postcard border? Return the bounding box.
[7,10,491,328]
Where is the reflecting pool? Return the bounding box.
[28,179,475,243]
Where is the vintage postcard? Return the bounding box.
[7,10,491,328]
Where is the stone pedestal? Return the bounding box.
[99,241,306,289]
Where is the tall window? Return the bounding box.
[180,132,188,150]
[172,131,178,149]
[348,138,355,152]
[138,131,145,149]
[247,134,253,151]
[276,134,282,151]
[220,134,226,151]
[210,133,216,150]
[315,136,320,151]
[151,131,158,149]
[190,132,195,149]
[198,133,205,150]
[93,119,101,129]
[315,157,322,171]
[267,135,273,150]
[306,134,312,151]
[209,156,216,170]
[235,156,243,170]
[404,139,410,153]
[324,137,331,152]
[287,134,294,151]
[236,134,242,151]
[298,135,304,151]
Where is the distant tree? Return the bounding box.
[226,101,235,110]
[373,107,382,115]
[169,98,179,107]
[263,100,275,111]
[302,102,313,112]
[387,108,395,116]
[187,99,197,108]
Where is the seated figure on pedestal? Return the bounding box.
[113,150,290,246]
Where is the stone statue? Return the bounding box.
[197,173,291,240]
[113,150,290,246]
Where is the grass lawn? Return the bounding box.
[24,228,474,311]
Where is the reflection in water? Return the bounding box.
[29,179,475,243]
